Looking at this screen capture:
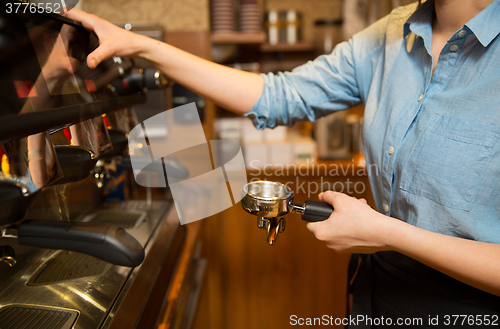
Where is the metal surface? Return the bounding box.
[0,199,180,329]
[0,3,147,143]
[0,133,62,221]
[86,209,146,229]
[0,245,16,267]
[50,117,113,158]
[0,7,181,328]
[103,200,185,329]
[241,181,294,244]
[242,181,325,245]
[241,181,294,218]
[0,133,62,227]
[266,217,285,246]
[0,95,146,144]
[0,304,79,329]
[27,251,113,286]
[257,216,267,229]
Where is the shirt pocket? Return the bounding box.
[399,114,499,211]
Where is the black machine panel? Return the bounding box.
[0,1,145,143]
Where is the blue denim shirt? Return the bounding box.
[246,0,500,243]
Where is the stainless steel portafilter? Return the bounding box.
[241,181,334,245]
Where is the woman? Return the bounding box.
[67,0,500,325]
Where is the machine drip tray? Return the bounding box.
[27,251,112,286]
[0,200,178,329]
[0,304,78,329]
[87,209,147,229]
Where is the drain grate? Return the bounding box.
[27,251,112,286]
[0,305,78,329]
[88,209,146,228]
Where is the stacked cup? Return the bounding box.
[212,0,235,33]
[239,0,260,33]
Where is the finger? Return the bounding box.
[306,221,322,235]
[87,43,113,68]
[64,8,97,31]
[87,49,100,69]
[318,192,324,202]
[359,198,368,204]
[320,190,343,206]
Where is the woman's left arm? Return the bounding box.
[306,191,500,296]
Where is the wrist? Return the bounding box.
[369,212,403,252]
[377,213,420,254]
[135,33,162,61]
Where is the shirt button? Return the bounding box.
[458,30,467,37]
[450,44,459,52]
[388,146,394,155]
[418,94,424,102]
[384,204,389,213]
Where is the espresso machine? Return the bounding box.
[0,3,189,328]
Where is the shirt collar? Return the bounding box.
[466,0,500,47]
[404,0,500,48]
[403,0,434,54]
[403,0,434,38]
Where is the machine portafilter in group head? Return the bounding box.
[0,133,144,268]
[241,181,334,245]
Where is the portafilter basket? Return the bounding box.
[241,181,334,245]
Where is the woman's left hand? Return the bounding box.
[306,191,393,253]
[307,192,500,296]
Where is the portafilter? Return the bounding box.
[241,180,334,245]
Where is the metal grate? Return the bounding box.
[88,209,146,228]
[0,305,78,329]
[27,251,112,286]
[118,200,163,211]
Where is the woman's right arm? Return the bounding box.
[65,9,264,115]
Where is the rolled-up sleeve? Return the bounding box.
[245,39,362,130]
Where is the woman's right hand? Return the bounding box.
[66,8,264,114]
[65,8,150,69]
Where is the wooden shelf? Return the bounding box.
[211,31,266,44]
[259,42,315,52]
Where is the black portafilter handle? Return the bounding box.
[300,200,334,222]
[17,220,145,267]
